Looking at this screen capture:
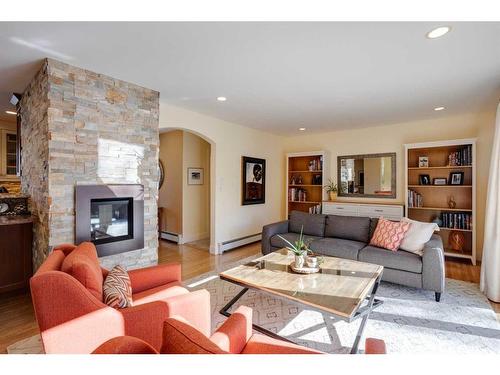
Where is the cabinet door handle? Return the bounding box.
[336,207,344,209]
[374,209,383,212]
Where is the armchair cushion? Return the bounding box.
[61,242,103,301]
[103,265,133,309]
[161,316,226,354]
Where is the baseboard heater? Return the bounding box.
[219,233,261,253]
[160,231,181,243]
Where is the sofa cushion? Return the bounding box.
[325,215,371,243]
[289,211,326,237]
[61,242,103,301]
[369,218,411,251]
[103,265,133,309]
[309,238,366,260]
[270,233,321,249]
[358,245,423,273]
[369,218,379,240]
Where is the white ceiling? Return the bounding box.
[0,22,499,133]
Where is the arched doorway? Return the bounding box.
[158,128,215,252]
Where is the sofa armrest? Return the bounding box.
[262,220,289,255]
[422,234,445,293]
[128,262,182,294]
[210,305,253,353]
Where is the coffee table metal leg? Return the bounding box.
[350,274,382,354]
[219,287,249,317]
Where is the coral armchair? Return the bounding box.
[30,242,210,354]
[160,305,386,354]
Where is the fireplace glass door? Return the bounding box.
[90,197,133,244]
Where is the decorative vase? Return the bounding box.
[448,195,457,209]
[294,254,305,268]
[449,231,465,251]
[329,191,337,201]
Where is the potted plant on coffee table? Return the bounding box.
[324,178,338,201]
[278,226,309,268]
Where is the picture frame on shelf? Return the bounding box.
[419,174,431,185]
[418,156,429,168]
[433,178,447,185]
[449,171,464,185]
[242,156,266,205]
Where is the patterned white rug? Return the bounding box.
[185,256,500,354]
[7,255,500,354]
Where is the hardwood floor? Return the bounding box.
[0,240,498,353]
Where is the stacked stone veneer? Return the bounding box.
[20,59,159,270]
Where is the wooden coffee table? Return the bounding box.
[219,248,384,354]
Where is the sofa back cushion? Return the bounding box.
[325,215,371,243]
[61,242,103,301]
[289,211,326,237]
[369,218,379,240]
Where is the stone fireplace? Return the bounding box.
[19,58,159,270]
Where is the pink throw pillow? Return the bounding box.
[369,218,411,252]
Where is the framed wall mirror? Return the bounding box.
[337,152,396,199]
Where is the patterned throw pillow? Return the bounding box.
[103,265,133,309]
[369,217,411,252]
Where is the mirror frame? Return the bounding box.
[337,152,396,199]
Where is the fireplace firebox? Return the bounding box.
[76,185,144,257]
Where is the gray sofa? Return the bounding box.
[262,210,445,301]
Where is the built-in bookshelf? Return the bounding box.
[286,151,330,216]
[405,139,476,265]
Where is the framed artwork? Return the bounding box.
[187,168,204,185]
[449,171,464,185]
[419,174,431,185]
[242,156,266,205]
[418,156,429,168]
[433,177,448,185]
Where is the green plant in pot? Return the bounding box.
[278,226,309,268]
[324,178,338,201]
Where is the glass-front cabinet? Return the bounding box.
[1,130,18,177]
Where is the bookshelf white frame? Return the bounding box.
[286,151,330,217]
[404,138,477,265]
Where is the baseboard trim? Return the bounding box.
[160,231,181,243]
[219,233,261,253]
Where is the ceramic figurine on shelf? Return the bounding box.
[448,195,457,209]
[449,231,465,251]
[290,175,296,185]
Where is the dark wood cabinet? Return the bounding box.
[0,216,33,294]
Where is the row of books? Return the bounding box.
[449,145,472,166]
[407,190,423,208]
[441,212,472,230]
[308,204,322,214]
[288,188,308,202]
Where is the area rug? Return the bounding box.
[7,255,500,354]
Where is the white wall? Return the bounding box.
[283,111,496,259]
[160,103,285,254]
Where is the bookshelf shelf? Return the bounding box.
[408,185,472,188]
[408,207,472,212]
[405,139,476,265]
[408,166,472,170]
[286,151,329,216]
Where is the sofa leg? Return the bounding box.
[435,292,441,302]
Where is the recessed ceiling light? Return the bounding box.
[434,106,445,111]
[426,26,451,39]
[299,127,306,131]
[216,96,227,102]
[5,111,17,115]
